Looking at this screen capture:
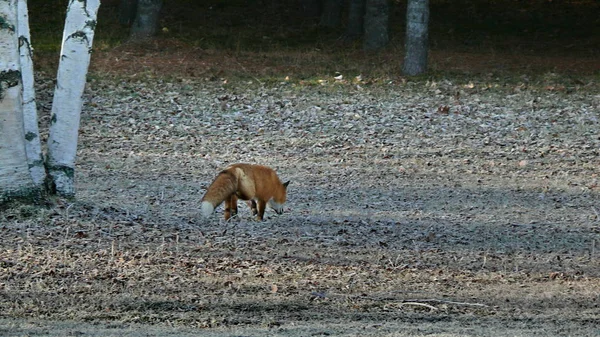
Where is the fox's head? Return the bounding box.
[269,180,290,214]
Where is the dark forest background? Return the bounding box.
[26,0,600,79]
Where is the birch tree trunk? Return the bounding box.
[46,0,100,197]
[402,0,429,75]
[130,0,162,41]
[17,0,45,187]
[0,0,37,203]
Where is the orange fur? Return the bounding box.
[201,163,289,221]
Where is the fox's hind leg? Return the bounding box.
[224,194,238,220]
[256,200,267,221]
[247,200,258,216]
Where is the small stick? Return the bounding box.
[398,302,439,311]
[406,298,489,307]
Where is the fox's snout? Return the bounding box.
[269,200,285,215]
[272,206,284,214]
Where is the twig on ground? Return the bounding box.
[384,302,438,311]
[399,302,439,311]
[405,298,489,307]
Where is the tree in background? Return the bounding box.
[363,0,389,50]
[0,0,37,202]
[320,0,343,28]
[119,0,138,26]
[301,0,321,20]
[402,0,429,75]
[130,0,162,41]
[345,0,365,41]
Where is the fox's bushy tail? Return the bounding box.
[201,171,237,217]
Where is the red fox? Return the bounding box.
[201,163,290,221]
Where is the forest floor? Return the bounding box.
[2,0,600,334]
[1,57,599,336]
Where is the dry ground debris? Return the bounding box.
[1,74,599,336]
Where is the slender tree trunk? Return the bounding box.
[363,0,389,50]
[345,0,365,40]
[301,0,321,20]
[130,0,162,41]
[319,0,342,28]
[46,0,100,197]
[0,0,37,203]
[17,0,45,187]
[119,0,138,25]
[402,0,429,75]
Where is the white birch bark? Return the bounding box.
[18,0,45,187]
[47,0,100,197]
[0,0,36,202]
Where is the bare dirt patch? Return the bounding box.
[1,73,599,335]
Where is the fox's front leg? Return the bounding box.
[255,200,267,221]
[224,195,238,220]
[247,200,258,216]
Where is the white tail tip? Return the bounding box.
[201,201,214,217]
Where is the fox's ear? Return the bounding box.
[283,180,290,189]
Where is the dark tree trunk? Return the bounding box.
[402,0,429,75]
[130,0,163,41]
[301,0,322,20]
[118,0,138,25]
[345,0,365,40]
[363,0,389,50]
[320,0,343,28]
